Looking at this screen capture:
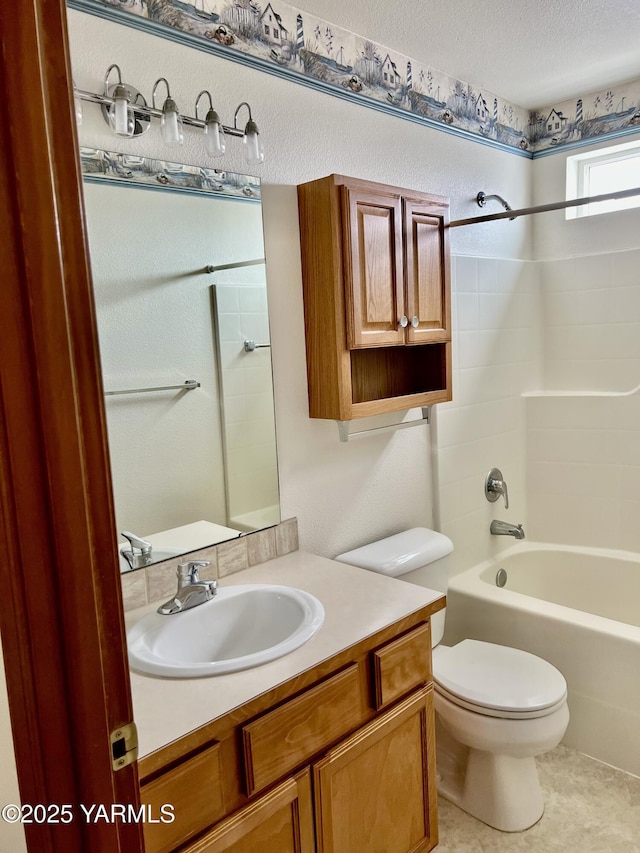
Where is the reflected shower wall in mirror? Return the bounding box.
[80,149,280,571]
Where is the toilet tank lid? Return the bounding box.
[335,527,454,577]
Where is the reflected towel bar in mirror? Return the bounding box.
[206,258,265,273]
[105,379,200,396]
[243,340,271,352]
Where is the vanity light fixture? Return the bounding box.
[234,101,264,165]
[152,77,184,148]
[195,90,225,158]
[104,64,135,138]
[74,65,265,164]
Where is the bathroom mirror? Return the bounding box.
[80,148,280,571]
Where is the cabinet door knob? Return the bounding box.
[411,316,419,328]
[399,315,409,328]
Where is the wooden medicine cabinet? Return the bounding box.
[298,174,452,421]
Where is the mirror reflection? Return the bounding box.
[80,149,280,572]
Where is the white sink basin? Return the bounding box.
[127,584,325,678]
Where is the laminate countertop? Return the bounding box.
[126,550,445,758]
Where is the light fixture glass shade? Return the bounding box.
[204,109,225,157]
[161,98,184,147]
[108,83,134,137]
[74,93,83,126]
[243,118,264,165]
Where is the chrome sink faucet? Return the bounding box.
[490,520,525,539]
[158,561,217,615]
[120,530,153,570]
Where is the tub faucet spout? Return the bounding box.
[490,520,525,539]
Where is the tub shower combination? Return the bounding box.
[444,542,640,777]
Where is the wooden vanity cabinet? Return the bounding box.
[297,174,452,421]
[139,611,442,853]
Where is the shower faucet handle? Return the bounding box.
[485,468,509,509]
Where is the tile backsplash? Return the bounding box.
[121,518,299,611]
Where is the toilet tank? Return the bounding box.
[335,527,453,647]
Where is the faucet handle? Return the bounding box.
[121,530,152,555]
[485,468,509,509]
[177,561,211,585]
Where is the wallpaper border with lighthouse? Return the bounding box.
[69,0,640,158]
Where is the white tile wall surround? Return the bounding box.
[214,285,279,527]
[436,255,540,576]
[525,245,640,549]
[540,247,640,393]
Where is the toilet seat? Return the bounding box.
[432,640,567,719]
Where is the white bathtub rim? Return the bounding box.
[449,541,640,645]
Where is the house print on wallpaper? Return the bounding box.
[79,0,530,152]
[528,83,640,151]
[79,147,262,199]
[75,0,640,156]
[260,3,288,46]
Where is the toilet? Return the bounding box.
[336,527,569,833]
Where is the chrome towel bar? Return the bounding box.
[336,408,431,442]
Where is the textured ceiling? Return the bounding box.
[300,0,640,108]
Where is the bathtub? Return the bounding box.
[443,542,640,777]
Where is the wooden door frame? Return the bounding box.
[0,1,145,850]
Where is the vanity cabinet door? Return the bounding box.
[313,688,438,853]
[182,769,315,853]
[341,185,406,349]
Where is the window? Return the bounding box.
[566,139,640,218]
[273,28,279,38]
[264,24,270,35]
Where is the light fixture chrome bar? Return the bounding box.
[450,185,640,227]
[105,379,200,396]
[336,408,431,442]
[74,88,245,137]
[206,258,265,273]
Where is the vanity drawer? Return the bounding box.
[242,664,362,796]
[142,741,225,853]
[372,621,432,709]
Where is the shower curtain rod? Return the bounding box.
[449,185,640,227]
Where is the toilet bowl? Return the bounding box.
[336,528,570,832]
[432,639,569,831]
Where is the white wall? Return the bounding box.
[68,9,534,561]
[533,134,640,260]
[0,643,27,853]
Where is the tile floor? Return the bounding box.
[436,745,640,852]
